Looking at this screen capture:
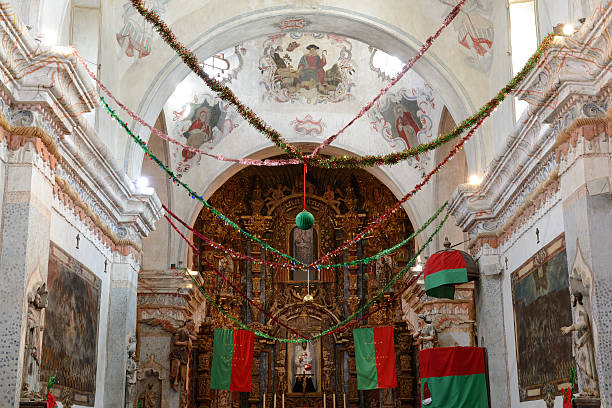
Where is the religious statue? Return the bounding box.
[413,314,437,350]
[138,383,159,408]
[561,292,599,396]
[125,335,138,408]
[169,319,197,392]
[21,283,48,399]
[292,342,316,392]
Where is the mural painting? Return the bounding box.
[40,243,101,406]
[170,94,239,177]
[511,235,573,401]
[259,33,355,103]
[368,87,437,169]
[290,114,325,136]
[116,0,170,58]
[438,0,494,70]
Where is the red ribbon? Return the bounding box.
[164,213,308,339]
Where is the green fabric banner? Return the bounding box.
[354,328,378,390]
[421,373,488,407]
[210,329,234,390]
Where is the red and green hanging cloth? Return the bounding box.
[353,326,398,390]
[419,346,489,407]
[424,250,469,299]
[46,376,57,408]
[210,329,254,392]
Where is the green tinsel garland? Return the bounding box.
[128,0,554,168]
[188,211,450,343]
[103,96,448,271]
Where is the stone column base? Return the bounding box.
[573,396,601,408]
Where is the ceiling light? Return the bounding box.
[136,177,149,189]
[562,23,575,36]
[468,175,483,185]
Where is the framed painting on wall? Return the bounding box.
[40,243,101,406]
[511,234,574,401]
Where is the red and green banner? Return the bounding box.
[210,329,254,392]
[424,250,468,299]
[354,326,398,390]
[419,347,489,407]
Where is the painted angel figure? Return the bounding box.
[116,0,167,58]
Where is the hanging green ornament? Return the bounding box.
[296,210,315,231]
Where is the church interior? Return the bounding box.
[1,0,611,407]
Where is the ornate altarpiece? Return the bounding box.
[189,164,419,408]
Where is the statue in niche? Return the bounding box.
[169,319,197,392]
[291,227,317,281]
[561,292,599,396]
[413,314,437,350]
[138,382,160,408]
[375,256,393,290]
[291,342,316,393]
[125,335,138,408]
[21,283,48,399]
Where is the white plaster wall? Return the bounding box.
[499,202,566,408]
[49,209,111,408]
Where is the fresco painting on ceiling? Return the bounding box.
[40,243,101,406]
[290,114,326,136]
[511,235,573,402]
[171,94,239,177]
[439,0,494,70]
[116,0,170,58]
[259,33,355,104]
[368,87,436,170]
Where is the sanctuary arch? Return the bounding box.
[189,163,419,408]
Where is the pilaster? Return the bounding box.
[0,138,54,407]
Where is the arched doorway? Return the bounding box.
[190,162,418,408]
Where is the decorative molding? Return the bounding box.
[449,3,612,258]
[0,0,163,254]
[53,175,142,253]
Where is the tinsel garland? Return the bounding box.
[315,33,555,168]
[165,213,308,339]
[129,0,464,163]
[101,96,306,267]
[104,96,484,266]
[181,210,450,343]
[314,114,486,264]
[164,200,447,270]
[91,31,551,169]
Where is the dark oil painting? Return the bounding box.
[511,235,573,401]
[40,243,101,406]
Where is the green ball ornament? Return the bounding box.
[296,210,315,230]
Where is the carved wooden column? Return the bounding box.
[195,321,214,408]
[395,322,415,408]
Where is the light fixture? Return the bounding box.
[468,175,483,185]
[186,268,199,276]
[136,176,149,189]
[562,23,576,36]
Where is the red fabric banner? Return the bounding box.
[419,347,485,378]
[230,330,255,392]
[424,251,467,278]
[373,326,398,388]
